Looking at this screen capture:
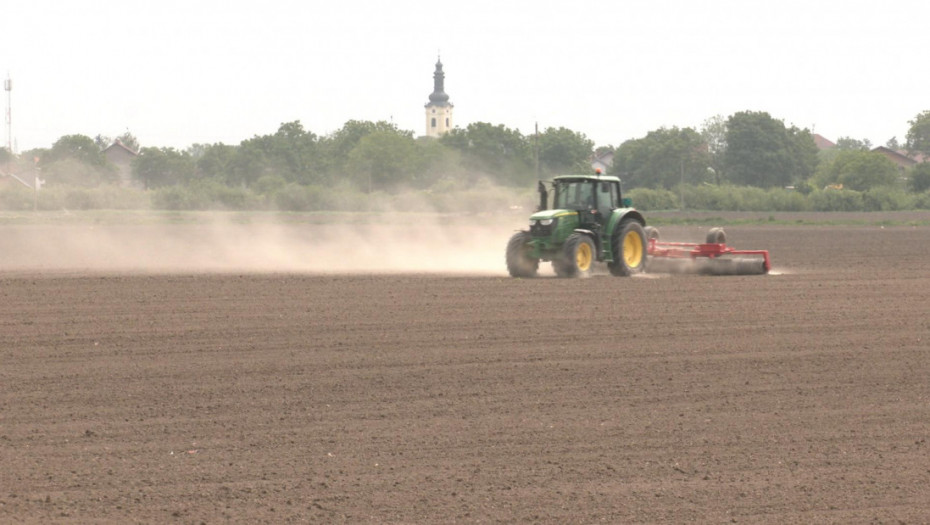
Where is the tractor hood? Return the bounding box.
[529,209,578,221]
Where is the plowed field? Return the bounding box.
[2,221,929,523]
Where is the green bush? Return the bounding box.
[58,186,149,210]
[626,187,678,210]
[684,185,737,210]
[913,191,930,209]
[8,176,930,214]
[151,185,199,210]
[0,185,36,210]
[253,174,288,196]
[273,183,316,211]
[809,189,864,211]
[271,183,374,212]
[41,158,119,187]
[0,185,150,211]
[861,187,915,211]
[151,180,259,210]
[765,187,809,211]
[204,182,256,210]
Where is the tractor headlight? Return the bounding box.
[530,217,556,236]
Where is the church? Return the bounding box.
[424,58,453,137]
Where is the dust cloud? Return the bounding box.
[0,214,529,276]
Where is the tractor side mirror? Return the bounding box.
[622,197,633,207]
[537,181,548,211]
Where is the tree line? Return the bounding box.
[2,109,930,211]
[615,110,930,194]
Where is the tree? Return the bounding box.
[910,162,930,193]
[439,122,533,185]
[132,147,195,189]
[785,125,820,185]
[225,121,321,187]
[724,111,817,188]
[94,131,140,152]
[905,110,930,156]
[192,143,238,182]
[346,131,421,192]
[835,136,872,151]
[46,134,108,167]
[413,136,462,187]
[116,131,140,152]
[815,150,897,191]
[267,120,319,184]
[611,127,710,190]
[41,134,116,186]
[701,115,727,184]
[228,139,269,187]
[320,120,411,179]
[536,126,594,176]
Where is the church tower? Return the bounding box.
[424,57,453,137]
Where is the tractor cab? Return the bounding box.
[548,174,625,228]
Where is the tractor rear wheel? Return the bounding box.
[557,233,596,278]
[608,221,647,276]
[505,231,539,278]
[706,227,726,244]
[644,226,660,241]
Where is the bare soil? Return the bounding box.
[2,222,929,523]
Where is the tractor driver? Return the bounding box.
[575,183,595,210]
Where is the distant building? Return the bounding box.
[590,150,614,173]
[813,134,836,150]
[424,58,453,137]
[871,146,925,174]
[103,139,139,187]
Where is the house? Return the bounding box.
[871,146,925,169]
[813,134,835,150]
[103,139,139,187]
[590,150,614,173]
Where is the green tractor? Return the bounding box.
[506,172,648,278]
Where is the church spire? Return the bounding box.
[424,56,453,137]
[427,56,451,106]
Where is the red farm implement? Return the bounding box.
[645,227,771,276]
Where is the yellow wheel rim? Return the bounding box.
[576,242,593,272]
[623,230,643,268]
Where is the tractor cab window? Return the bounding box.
[597,181,615,218]
[554,181,595,210]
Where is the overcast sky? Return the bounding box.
[2,0,927,152]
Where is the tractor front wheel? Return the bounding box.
[505,231,539,278]
[556,233,596,278]
[608,221,647,276]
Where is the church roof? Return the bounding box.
[426,58,452,108]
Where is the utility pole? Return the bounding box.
[534,122,539,179]
[679,157,685,210]
[4,74,11,176]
